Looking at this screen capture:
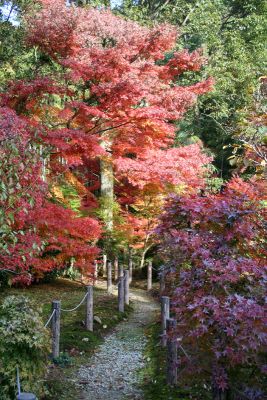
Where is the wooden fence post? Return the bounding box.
[52,300,61,358]
[119,263,124,279]
[160,271,166,295]
[161,296,170,346]
[114,256,119,280]
[212,376,228,400]
[118,277,124,312]
[103,254,107,277]
[86,285,93,331]
[166,318,177,386]
[107,261,112,293]
[124,270,130,305]
[147,260,152,291]
[212,388,227,400]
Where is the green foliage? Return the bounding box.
[0,280,133,399]
[60,183,83,214]
[96,196,130,253]
[119,0,267,176]
[0,1,34,87]
[52,352,73,367]
[97,195,120,224]
[0,295,49,399]
[40,263,77,283]
[0,1,64,90]
[204,164,224,192]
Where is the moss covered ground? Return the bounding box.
[1,278,132,399]
[141,322,211,400]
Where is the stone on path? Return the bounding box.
[77,288,159,400]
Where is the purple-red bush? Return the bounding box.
[157,177,267,394]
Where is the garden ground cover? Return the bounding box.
[0,278,132,399]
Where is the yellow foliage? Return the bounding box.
[50,185,66,203]
[64,170,88,196]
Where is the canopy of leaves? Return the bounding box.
[1,0,214,263]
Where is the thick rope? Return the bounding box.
[44,309,56,328]
[61,292,88,312]
[115,274,127,287]
[178,343,191,361]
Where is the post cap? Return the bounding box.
[17,393,36,400]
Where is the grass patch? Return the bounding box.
[141,322,211,400]
[1,278,132,399]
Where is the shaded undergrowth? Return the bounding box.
[1,278,132,399]
[141,322,211,400]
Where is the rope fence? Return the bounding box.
[98,254,159,293]
[61,292,88,312]
[0,269,33,280]
[44,309,55,328]
[13,257,253,400]
[13,255,146,398]
[114,273,127,287]
[43,262,131,360]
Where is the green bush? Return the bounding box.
[52,352,73,367]
[0,295,50,399]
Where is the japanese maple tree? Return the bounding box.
[115,143,212,264]
[157,177,267,396]
[1,0,215,275]
[0,107,44,284]
[2,0,213,234]
[0,106,100,284]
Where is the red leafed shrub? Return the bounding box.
[31,201,101,279]
[0,107,45,284]
[157,177,267,395]
[0,107,100,285]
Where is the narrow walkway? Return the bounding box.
[77,288,159,400]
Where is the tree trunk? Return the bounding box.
[100,140,114,232]
[140,249,146,269]
[140,244,153,269]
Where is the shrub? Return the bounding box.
[157,178,267,396]
[0,295,50,399]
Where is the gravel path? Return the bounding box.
[77,288,159,400]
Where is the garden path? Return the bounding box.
[77,287,159,400]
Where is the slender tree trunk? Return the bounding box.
[100,140,114,232]
[140,244,153,269]
[140,249,147,269]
